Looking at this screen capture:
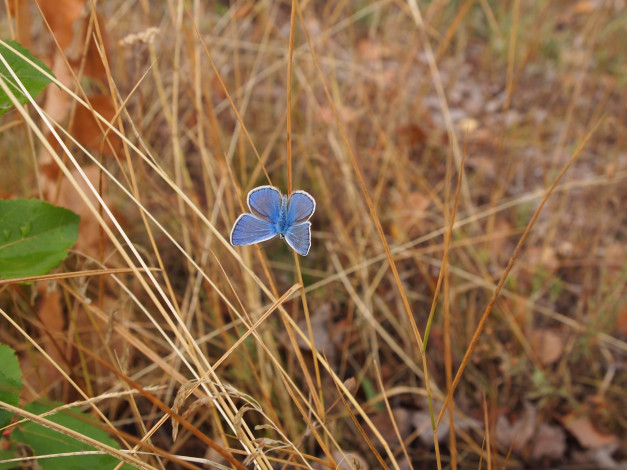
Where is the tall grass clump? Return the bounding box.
[1,1,625,469]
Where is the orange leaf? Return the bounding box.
[68,95,123,157]
[573,1,597,14]
[615,306,627,336]
[38,0,86,51]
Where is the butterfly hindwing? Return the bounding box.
[284,221,312,256]
[247,186,282,223]
[230,214,278,246]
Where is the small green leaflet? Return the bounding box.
[0,40,54,116]
[0,343,22,429]
[0,199,80,280]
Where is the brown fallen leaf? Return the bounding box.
[615,306,627,336]
[38,0,86,51]
[67,94,123,157]
[572,445,622,469]
[491,218,514,258]
[604,242,625,276]
[560,413,619,449]
[531,422,566,461]
[331,450,369,470]
[46,164,110,256]
[496,402,567,461]
[36,0,113,155]
[496,402,536,453]
[366,408,411,448]
[295,304,345,366]
[413,401,479,446]
[396,123,427,149]
[391,191,430,240]
[573,1,598,14]
[357,38,383,62]
[35,281,65,333]
[531,329,564,366]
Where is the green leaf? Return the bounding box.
[0,40,54,116]
[0,199,80,280]
[360,377,384,411]
[0,344,22,429]
[11,402,134,470]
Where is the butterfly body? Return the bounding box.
[275,196,289,238]
[230,186,315,256]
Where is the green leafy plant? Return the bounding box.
[0,42,71,282]
[0,344,20,431]
[0,343,134,469]
[0,40,53,115]
[0,199,80,280]
[1,2,625,468]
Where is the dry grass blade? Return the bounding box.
[436,117,604,428]
[1,2,625,468]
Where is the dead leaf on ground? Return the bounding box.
[491,218,514,256]
[406,192,431,215]
[572,445,623,469]
[496,402,536,453]
[573,1,599,14]
[67,94,123,157]
[36,0,113,153]
[366,408,411,448]
[357,39,383,62]
[413,409,450,445]
[531,329,565,366]
[24,283,129,400]
[615,306,627,336]
[37,0,86,51]
[412,401,479,446]
[396,123,427,149]
[391,191,430,240]
[560,413,619,449]
[316,105,361,124]
[46,164,110,255]
[531,422,567,461]
[526,246,559,274]
[38,0,109,78]
[501,297,532,328]
[35,281,65,333]
[19,281,68,388]
[295,304,344,365]
[467,155,496,179]
[331,450,369,470]
[496,402,567,461]
[604,243,624,276]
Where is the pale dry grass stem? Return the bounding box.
[1,1,625,469]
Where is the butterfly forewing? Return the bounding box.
[230,214,278,246]
[247,186,282,223]
[284,221,312,256]
[286,191,315,225]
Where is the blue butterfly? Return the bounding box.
[230,185,316,256]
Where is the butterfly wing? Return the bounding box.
[247,186,282,223]
[286,190,316,225]
[230,214,278,246]
[284,221,312,256]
